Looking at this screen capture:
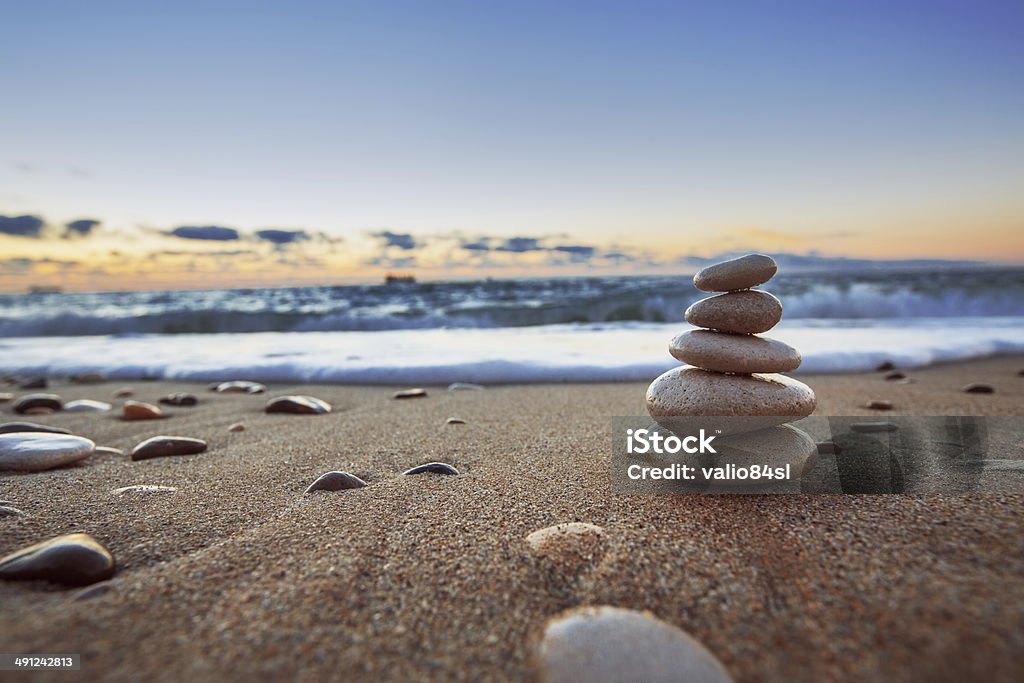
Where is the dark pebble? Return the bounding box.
[13,393,63,414]
[403,462,459,476]
[816,441,840,455]
[131,436,208,461]
[304,471,368,493]
[0,505,25,517]
[866,400,894,411]
[884,371,906,381]
[445,418,467,425]
[158,393,198,406]
[875,361,895,372]
[0,421,71,435]
[850,421,900,433]
[393,388,428,399]
[0,533,115,586]
[964,383,994,394]
[20,377,48,389]
[265,395,332,415]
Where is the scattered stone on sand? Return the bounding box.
[0,433,95,471]
[114,387,135,398]
[159,393,198,406]
[445,417,467,425]
[94,446,124,456]
[228,422,246,432]
[669,329,801,374]
[964,383,994,394]
[122,400,163,420]
[817,441,840,454]
[876,361,896,372]
[526,523,605,573]
[448,382,485,391]
[684,289,783,335]
[866,400,894,411]
[0,533,116,586]
[0,392,13,403]
[0,505,25,517]
[304,471,368,493]
[850,421,899,433]
[884,371,907,381]
[393,388,428,399]
[64,399,113,412]
[265,395,332,415]
[536,606,733,683]
[112,484,178,495]
[20,377,48,389]
[131,436,207,461]
[70,372,105,384]
[647,367,815,425]
[403,462,459,475]
[73,582,115,601]
[693,253,777,293]
[0,421,71,435]
[215,380,266,394]
[13,393,63,414]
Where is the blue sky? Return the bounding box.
[1,0,1022,289]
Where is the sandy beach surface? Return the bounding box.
[2,355,1023,682]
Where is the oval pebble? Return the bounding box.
[0,422,71,435]
[122,401,163,420]
[0,433,95,471]
[964,383,994,394]
[537,606,733,683]
[13,393,63,414]
[304,471,368,493]
[393,388,428,399]
[0,533,115,586]
[884,371,906,381]
[112,485,178,495]
[131,436,207,461]
[445,417,467,425]
[403,462,459,475]
[669,329,801,374]
[216,380,266,394]
[693,253,776,293]
[64,399,113,412]
[684,290,783,334]
[265,395,332,415]
[228,422,246,432]
[159,393,198,406]
[866,400,894,411]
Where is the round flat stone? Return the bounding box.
[304,471,368,493]
[403,462,459,475]
[216,380,266,394]
[265,395,332,415]
[685,290,782,334]
[64,399,112,412]
[0,433,95,471]
[537,606,733,683]
[0,533,115,586]
[646,367,816,435]
[393,388,428,399]
[122,401,163,420]
[13,393,63,414]
[709,424,818,483]
[0,422,71,435]
[669,330,801,373]
[131,436,207,461]
[693,253,777,292]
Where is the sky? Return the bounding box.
[2,0,1023,291]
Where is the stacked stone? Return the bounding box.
[646,254,818,483]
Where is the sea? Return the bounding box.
[1,268,1023,384]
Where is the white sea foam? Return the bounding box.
[1,318,1021,384]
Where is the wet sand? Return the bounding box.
[2,355,1023,682]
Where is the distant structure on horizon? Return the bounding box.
[384,273,416,285]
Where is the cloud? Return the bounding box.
[256,229,309,245]
[65,218,101,238]
[0,214,45,238]
[495,237,544,253]
[551,245,596,258]
[461,239,492,251]
[168,225,240,241]
[373,230,417,250]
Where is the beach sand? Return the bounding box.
[2,355,1023,682]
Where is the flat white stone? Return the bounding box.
[0,433,95,472]
[64,399,113,412]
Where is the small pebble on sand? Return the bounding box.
[964,383,994,394]
[215,381,266,394]
[114,387,135,398]
[445,418,467,425]
[228,422,246,432]
[122,401,163,420]
[884,371,906,381]
[393,388,428,399]
[131,436,207,461]
[0,533,116,586]
[159,393,198,406]
[526,522,605,573]
[403,462,459,475]
[866,400,894,411]
[13,393,63,414]
[265,395,332,415]
[0,393,13,403]
[64,399,113,412]
[304,471,368,493]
